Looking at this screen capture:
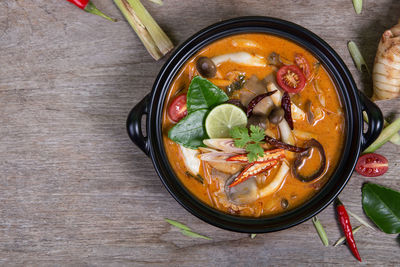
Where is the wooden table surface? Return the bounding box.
[0,0,399,265]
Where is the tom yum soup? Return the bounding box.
[162,33,345,217]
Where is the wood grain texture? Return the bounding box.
[0,0,399,265]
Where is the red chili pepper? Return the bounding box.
[229,160,278,188]
[67,0,117,22]
[335,199,362,262]
[226,149,285,163]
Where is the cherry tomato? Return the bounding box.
[276,65,306,93]
[355,153,388,177]
[294,53,311,79]
[168,94,187,123]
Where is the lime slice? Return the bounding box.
[205,104,248,138]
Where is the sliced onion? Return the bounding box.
[179,145,200,175]
[203,139,246,154]
[199,151,238,163]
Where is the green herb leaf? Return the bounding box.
[164,218,191,231]
[347,41,369,74]
[230,127,251,148]
[187,76,229,112]
[246,142,264,162]
[362,183,400,234]
[181,229,212,240]
[352,0,362,14]
[249,125,265,142]
[312,216,329,247]
[168,109,209,148]
[230,126,266,163]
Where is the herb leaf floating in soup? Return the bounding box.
[187,76,229,112]
[168,76,228,148]
[168,109,209,149]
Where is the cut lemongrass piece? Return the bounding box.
[363,111,400,145]
[181,230,212,240]
[352,0,362,14]
[165,218,191,231]
[312,216,329,247]
[347,210,375,231]
[113,0,173,60]
[250,234,257,239]
[348,41,369,74]
[334,225,362,247]
[148,0,163,5]
[364,118,400,153]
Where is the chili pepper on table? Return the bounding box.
[335,199,362,262]
[67,0,117,22]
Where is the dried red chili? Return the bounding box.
[281,92,294,129]
[67,0,117,22]
[335,199,362,262]
[246,91,277,117]
[264,135,307,153]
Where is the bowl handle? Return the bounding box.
[358,91,383,151]
[127,94,151,156]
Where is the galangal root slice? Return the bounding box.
[372,19,400,100]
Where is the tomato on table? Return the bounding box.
[276,65,306,93]
[355,153,388,177]
[168,94,187,122]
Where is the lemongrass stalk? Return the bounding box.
[352,0,362,14]
[363,112,400,145]
[347,210,375,231]
[250,234,257,239]
[334,225,362,247]
[181,230,212,240]
[364,118,400,153]
[164,218,191,231]
[114,0,173,60]
[348,41,369,74]
[148,0,163,5]
[312,216,329,247]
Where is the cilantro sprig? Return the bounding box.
[230,125,266,162]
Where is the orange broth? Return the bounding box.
[162,33,345,217]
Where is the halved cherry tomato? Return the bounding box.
[294,53,311,79]
[276,65,306,93]
[355,153,388,177]
[168,94,187,122]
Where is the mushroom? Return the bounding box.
[225,173,259,205]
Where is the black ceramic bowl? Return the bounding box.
[127,17,383,233]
